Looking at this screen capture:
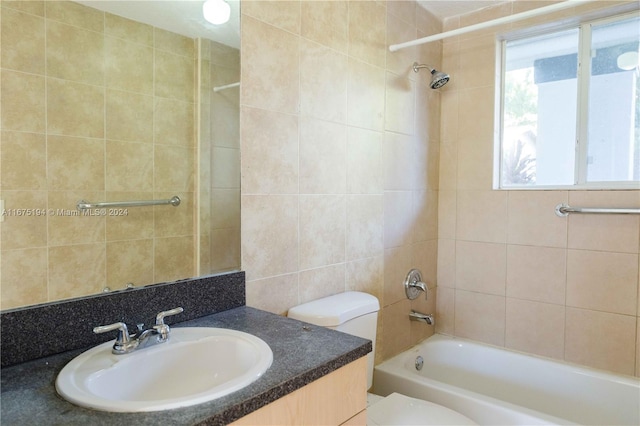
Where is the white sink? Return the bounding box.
[56,327,273,412]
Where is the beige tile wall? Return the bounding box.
[199,40,212,274]
[199,39,241,275]
[210,41,241,272]
[240,0,442,363]
[0,1,196,308]
[437,0,640,377]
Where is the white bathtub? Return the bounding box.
[372,334,640,425]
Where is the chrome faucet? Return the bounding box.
[409,310,434,325]
[93,307,184,355]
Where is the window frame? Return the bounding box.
[494,10,640,190]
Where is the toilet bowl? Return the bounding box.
[288,292,477,426]
[368,392,476,425]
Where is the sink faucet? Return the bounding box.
[93,307,184,355]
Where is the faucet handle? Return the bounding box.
[93,322,138,354]
[94,322,131,341]
[153,307,183,342]
[155,307,184,326]
[405,269,427,300]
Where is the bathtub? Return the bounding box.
[372,334,640,425]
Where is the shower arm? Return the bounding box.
[412,63,435,73]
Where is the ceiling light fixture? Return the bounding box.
[203,0,230,25]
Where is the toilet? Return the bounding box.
[288,291,477,426]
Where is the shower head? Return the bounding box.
[429,70,450,89]
[412,62,450,89]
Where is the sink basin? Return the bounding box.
[56,327,273,412]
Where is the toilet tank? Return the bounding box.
[287,291,380,389]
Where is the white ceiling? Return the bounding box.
[418,0,506,20]
[75,1,240,48]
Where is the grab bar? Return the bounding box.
[77,196,181,210]
[555,203,640,217]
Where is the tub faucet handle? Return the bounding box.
[405,269,433,300]
[413,280,427,292]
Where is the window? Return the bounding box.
[497,13,640,189]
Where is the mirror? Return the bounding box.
[0,0,241,309]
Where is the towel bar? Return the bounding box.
[77,196,181,210]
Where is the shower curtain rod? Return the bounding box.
[388,0,594,52]
[213,82,240,92]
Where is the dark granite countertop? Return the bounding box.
[0,306,371,426]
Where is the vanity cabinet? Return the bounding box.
[231,356,367,425]
[1,301,372,425]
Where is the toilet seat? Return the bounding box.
[367,392,477,426]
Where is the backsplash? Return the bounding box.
[0,271,245,367]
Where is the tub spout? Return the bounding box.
[409,310,434,325]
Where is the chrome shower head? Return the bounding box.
[412,62,450,89]
[429,70,450,89]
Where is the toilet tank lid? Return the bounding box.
[287,291,380,327]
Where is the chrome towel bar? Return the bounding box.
[77,196,181,210]
[555,203,640,217]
